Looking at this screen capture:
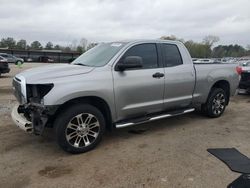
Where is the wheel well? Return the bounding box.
[52,96,113,131]
[211,80,230,104]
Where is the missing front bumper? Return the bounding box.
[11,103,58,135]
[11,104,33,133]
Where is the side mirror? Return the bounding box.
[116,56,143,71]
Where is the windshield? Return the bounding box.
[0,54,8,58]
[0,54,14,58]
[72,42,126,67]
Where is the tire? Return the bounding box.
[54,104,105,154]
[16,60,23,65]
[201,88,227,118]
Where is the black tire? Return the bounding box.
[201,88,227,118]
[54,104,105,154]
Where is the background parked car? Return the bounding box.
[38,56,54,63]
[25,57,34,62]
[238,61,250,94]
[0,53,24,65]
[0,56,10,77]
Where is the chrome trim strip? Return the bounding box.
[116,122,134,128]
[184,109,195,113]
[150,114,171,121]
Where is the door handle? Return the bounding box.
[152,72,164,78]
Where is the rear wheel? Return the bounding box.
[54,104,105,154]
[202,88,227,118]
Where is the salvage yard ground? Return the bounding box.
[0,63,250,188]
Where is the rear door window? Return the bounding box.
[162,44,183,67]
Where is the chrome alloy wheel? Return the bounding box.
[65,113,100,148]
[212,93,226,115]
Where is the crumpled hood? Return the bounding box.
[16,64,95,84]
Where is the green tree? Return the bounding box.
[76,46,84,53]
[160,35,185,43]
[212,44,246,57]
[184,40,211,58]
[16,39,27,49]
[212,45,226,58]
[87,43,97,50]
[30,41,43,50]
[0,37,16,49]
[45,42,53,49]
[64,46,71,52]
[54,44,61,50]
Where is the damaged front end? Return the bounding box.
[11,103,50,134]
[12,76,57,135]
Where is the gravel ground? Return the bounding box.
[0,63,250,188]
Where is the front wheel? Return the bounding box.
[16,60,24,65]
[202,88,227,118]
[54,104,105,154]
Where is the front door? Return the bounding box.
[113,43,165,121]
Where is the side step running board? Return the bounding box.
[115,108,195,129]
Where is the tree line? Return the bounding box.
[1,36,250,58]
[160,35,250,58]
[0,37,97,53]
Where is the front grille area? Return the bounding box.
[13,78,22,103]
[1,62,9,68]
[4,62,8,68]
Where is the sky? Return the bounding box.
[0,0,250,47]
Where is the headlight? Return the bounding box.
[14,75,27,104]
[26,84,54,103]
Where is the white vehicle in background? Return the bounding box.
[0,53,24,65]
[193,58,220,63]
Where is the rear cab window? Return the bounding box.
[161,44,183,67]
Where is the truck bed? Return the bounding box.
[192,62,239,104]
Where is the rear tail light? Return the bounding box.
[236,66,242,75]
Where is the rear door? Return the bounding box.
[113,43,165,121]
[161,43,195,110]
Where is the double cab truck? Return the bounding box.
[11,40,239,153]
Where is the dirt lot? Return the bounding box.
[0,63,250,188]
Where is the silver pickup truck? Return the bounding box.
[11,40,239,153]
